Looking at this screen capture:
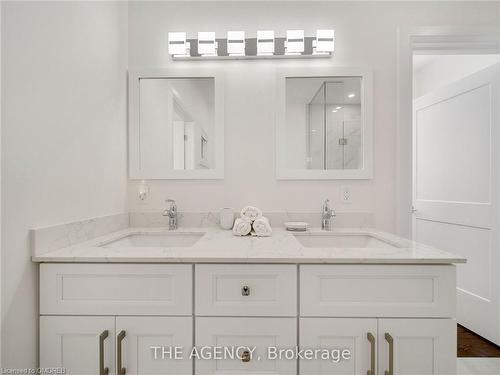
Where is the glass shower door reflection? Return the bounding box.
[306,80,362,170]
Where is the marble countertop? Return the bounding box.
[31,227,466,264]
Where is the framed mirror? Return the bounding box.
[129,69,224,179]
[276,68,373,179]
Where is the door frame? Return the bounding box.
[396,25,500,238]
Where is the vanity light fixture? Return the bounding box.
[198,32,217,56]
[336,106,342,110]
[313,29,335,55]
[348,93,356,98]
[332,110,338,113]
[285,29,304,55]
[168,32,189,57]
[169,29,335,60]
[227,31,245,56]
[257,30,275,56]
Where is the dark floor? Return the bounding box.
[458,324,500,357]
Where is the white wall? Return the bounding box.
[413,54,500,98]
[128,1,500,231]
[1,2,128,367]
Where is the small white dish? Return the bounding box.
[284,221,309,231]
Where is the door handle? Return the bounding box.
[241,349,251,362]
[384,333,394,375]
[367,332,375,375]
[99,330,109,375]
[117,330,126,375]
[241,285,251,296]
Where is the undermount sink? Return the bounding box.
[294,233,400,249]
[102,232,204,248]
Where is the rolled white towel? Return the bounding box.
[232,218,252,236]
[240,206,263,222]
[252,216,272,237]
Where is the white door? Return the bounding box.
[412,63,500,344]
[116,317,193,375]
[40,316,115,374]
[196,317,296,375]
[299,318,377,375]
[378,319,456,375]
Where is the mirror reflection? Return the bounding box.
[139,78,215,171]
[286,77,363,170]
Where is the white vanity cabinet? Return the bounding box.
[39,263,457,375]
[299,265,457,375]
[39,264,194,375]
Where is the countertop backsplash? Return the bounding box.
[129,210,374,229]
[31,211,373,257]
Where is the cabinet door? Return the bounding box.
[300,318,377,375]
[378,319,456,375]
[40,316,115,375]
[196,317,297,375]
[116,317,193,375]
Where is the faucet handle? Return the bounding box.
[164,199,177,217]
[322,199,330,211]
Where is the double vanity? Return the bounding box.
[33,219,465,375]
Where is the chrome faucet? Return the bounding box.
[322,199,336,231]
[163,199,178,230]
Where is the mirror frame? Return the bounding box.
[276,67,373,180]
[129,68,224,179]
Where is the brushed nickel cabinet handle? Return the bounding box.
[241,285,250,296]
[241,350,251,362]
[117,330,126,375]
[99,330,109,375]
[384,333,394,375]
[367,332,375,375]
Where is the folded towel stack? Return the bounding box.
[252,216,272,237]
[233,206,272,237]
[232,218,252,236]
[240,206,262,221]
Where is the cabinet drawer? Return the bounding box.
[195,264,297,316]
[196,317,297,375]
[40,264,192,315]
[300,265,455,318]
